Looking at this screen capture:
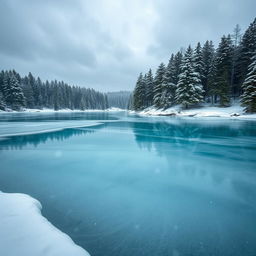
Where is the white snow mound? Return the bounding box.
[0,191,90,256]
[0,108,126,113]
[138,105,256,119]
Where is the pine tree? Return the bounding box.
[0,71,5,109]
[231,24,242,98]
[175,46,204,109]
[4,72,25,110]
[193,42,204,83]
[133,73,146,110]
[36,77,44,107]
[208,55,218,104]
[12,70,21,83]
[236,18,256,89]
[0,71,4,92]
[145,69,154,107]
[214,35,233,106]
[0,92,6,110]
[241,53,256,113]
[153,63,166,108]
[202,40,215,99]
[22,76,35,108]
[45,80,52,108]
[173,51,183,84]
[53,82,60,110]
[27,72,38,106]
[161,55,177,108]
[2,71,9,98]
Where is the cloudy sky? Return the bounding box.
[0,0,255,91]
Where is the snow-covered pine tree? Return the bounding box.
[2,71,9,98]
[80,95,86,110]
[175,46,204,109]
[22,75,35,108]
[45,80,52,108]
[12,69,21,84]
[173,51,183,84]
[36,77,44,108]
[143,74,147,108]
[208,55,218,104]
[202,40,215,99]
[4,72,25,110]
[53,82,60,111]
[230,24,242,98]
[27,72,38,107]
[193,42,204,84]
[214,35,233,106]
[133,73,146,110]
[0,71,6,110]
[0,92,6,110]
[236,18,256,90]
[153,63,166,108]
[161,55,177,109]
[0,71,5,107]
[145,69,154,107]
[241,53,256,113]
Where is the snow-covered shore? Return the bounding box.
[0,107,125,113]
[2,105,256,120]
[136,105,256,120]
[0,191,90,256]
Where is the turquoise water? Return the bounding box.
[0,112,256,256]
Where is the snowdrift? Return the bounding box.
[0,191,90,256]
[138,105,256,119]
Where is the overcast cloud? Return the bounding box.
[0,0,255,91]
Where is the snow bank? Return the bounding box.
[0,107,126,113]
[0,191,90,256]
[138,105,256,119]
[107,107,126,111]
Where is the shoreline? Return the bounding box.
[1,105,256,120]
[0,107,126,114]
[133,105,256,120]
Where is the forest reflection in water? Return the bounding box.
[1,118,256,153]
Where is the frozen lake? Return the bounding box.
[0,112,256,256]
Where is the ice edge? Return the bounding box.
[0,191,90,256]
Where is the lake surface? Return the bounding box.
[0,112,256,256]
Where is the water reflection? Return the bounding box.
[131,119,256,146]
[0,128,95,150]
[130,119,256,163]
[0,112,119,122]
[128,119,256,214]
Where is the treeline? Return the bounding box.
[0,70,109,111]
[131,18,256,113]
[107,91,131,109]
